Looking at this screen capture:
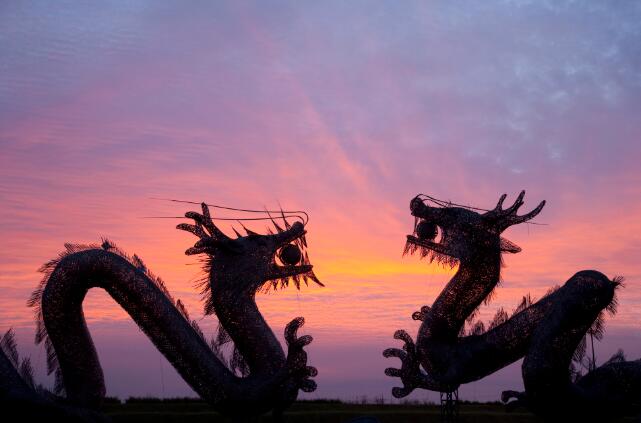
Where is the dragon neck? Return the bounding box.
[38,249,236,407]
[211,285,286,377]
[423,249,502,341]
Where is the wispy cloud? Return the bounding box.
[2,0,641,401]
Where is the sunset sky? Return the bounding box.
[2,1,641,403]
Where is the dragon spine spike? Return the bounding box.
[24,202,319,419]
[1,329,19,367]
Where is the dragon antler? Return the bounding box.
[177,203,241,255]
[482,190,545,232]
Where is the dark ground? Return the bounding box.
[99,398,641,423]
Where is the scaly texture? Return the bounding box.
[27,202,321,421]
[385,192,641,420]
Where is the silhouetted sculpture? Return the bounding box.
[0,329,108,422]
[384,191,641,420]
[27,203,321,422]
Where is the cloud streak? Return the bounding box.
[1,0,641,402]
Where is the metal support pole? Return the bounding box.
[440,389,459,423]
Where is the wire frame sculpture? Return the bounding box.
[18,201,322,422]
[0,329,110,422]
[384,191,641,420]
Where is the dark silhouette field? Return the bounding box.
[99,398,641,423]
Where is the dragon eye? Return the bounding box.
[278,244,302,266]
[416,220,438,241]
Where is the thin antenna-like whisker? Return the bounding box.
[149,197,309,224]
[142,216,304,221]
[417,194,490,212]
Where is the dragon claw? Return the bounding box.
[384,330,431,397]
[300,379,317,392]
[306,366,318,378]
[384,367,402,377]
[284,317,305,345]
[392,386,411,398]
[412,305,431,321]
[383,347,407,360]
[393,330,415,351]
[295,335,313,348]
[284,317,316,393]
[393,329,410,340]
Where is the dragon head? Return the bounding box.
[178,203,322,309]
[405,191,545,264]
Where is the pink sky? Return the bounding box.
[1,1,641,402]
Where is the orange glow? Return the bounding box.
[2,1,641,401]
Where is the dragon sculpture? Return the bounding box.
[4,202,321,422]
[0,328,110,422]
[384,191,641,420]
